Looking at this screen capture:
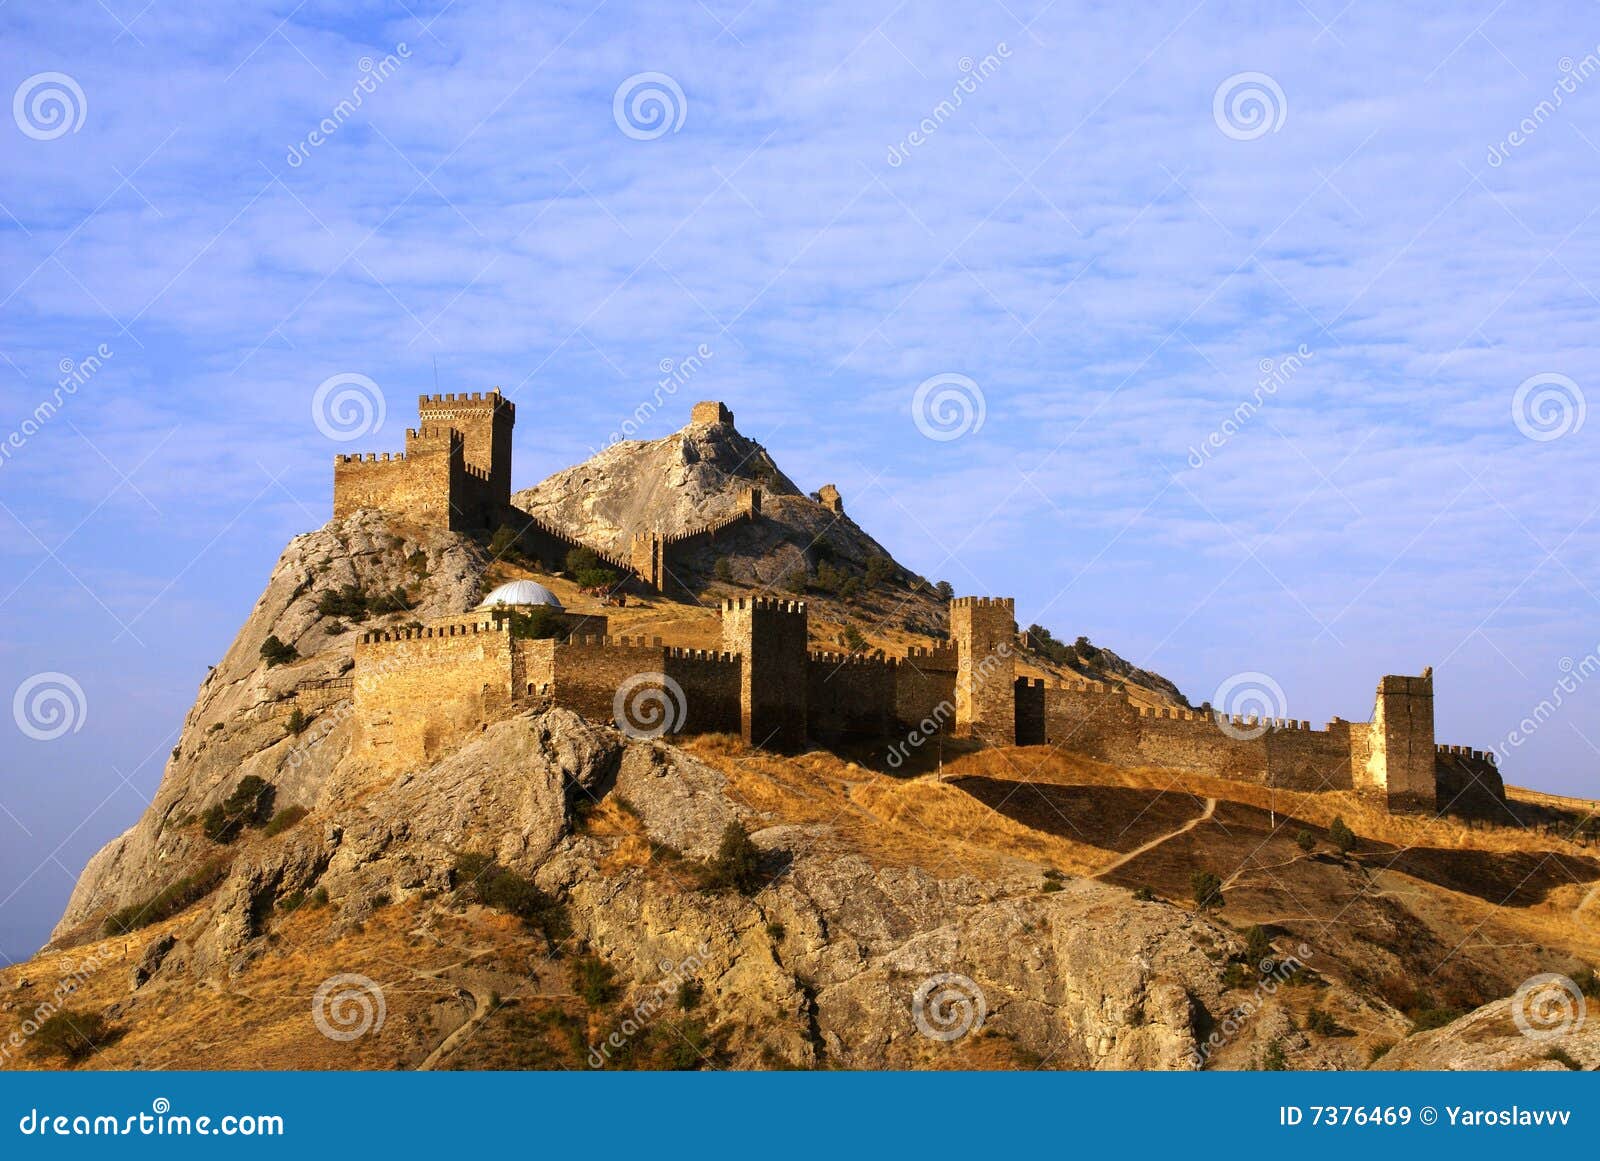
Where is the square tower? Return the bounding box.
[417,390,515,505]
[1362,667,1437,813]
[950,596,1017,745]
[721,597,808,750]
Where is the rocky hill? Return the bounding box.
[9,424,1598,1072]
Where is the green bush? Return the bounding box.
[259,635,298,668]
[661,1017,714,1070]
[31,1010,115,1063]
[864,554,893,587]
[103,858,230,935]
[1328,817,1357,855]
[492,605,566,641]
[1190,871,1225,912]
[201,776,274,844]
[316,583,411,622]
[1023,624,1074,665]
[1243,924,1272,966]
[783,569,809,595]
[713,557,733,582]
[700,822,764,895]
[452,852,569,939]
[1367,1040,1394,1064]
[1306,1007,1352,1037]
[1294,828,1316,853]
[286,707,308,736]
[677,980,704,1011]
[935,580,955,601]
[841,626,868,653]
[1260,1039,1287,1071]
[573,955,618,1007]
[1131,885,1156,902]
[262,805,309,838]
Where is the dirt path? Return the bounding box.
[418,980,497,1071]
[1095,797,1216,877]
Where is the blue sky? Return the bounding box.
[1,0,1597,961]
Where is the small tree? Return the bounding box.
[713,556,733,582]
[259,635,297,668]
[1191,870,1225,912]
[31,1010,114,1063]
[864,554,893,587]
[202,775,274,844]
[1243,924,1272,967]
[286,707,308,736]
[703,821,763,895]
[1329,816,1357,855]
[842,625,868,653]
[1294,828,1316,854]
[934,580,955,601]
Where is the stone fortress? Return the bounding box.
[327,392,1506,817]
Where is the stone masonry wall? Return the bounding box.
[354,621,515,767]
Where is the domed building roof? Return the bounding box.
[476,580,563,610]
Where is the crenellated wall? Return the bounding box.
[344,577,1501,815]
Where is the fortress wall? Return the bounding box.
[1134,709,1270,783]
[333,450,451,525]
[353,622,515,765]
[664,650,742,735]
[896,661,958,734]
[1039,681,1142,762]
[807,653,897,740]
[1433,747,1507,817]
[512,636,557,700]
[550,637,670,727]
[1264,721,1354,791]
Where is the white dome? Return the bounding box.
[477,580,564,610]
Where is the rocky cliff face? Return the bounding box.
[50,511,491,942]
[23,707,1245,1069]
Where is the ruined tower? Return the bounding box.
[950,596,1016,745]
[721,597,808,750]
[1360,667,1437,813]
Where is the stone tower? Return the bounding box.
[721,597,808,750]
[1361,667,1437,813]
[950,596,1016,745]
[417,390,515,508]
